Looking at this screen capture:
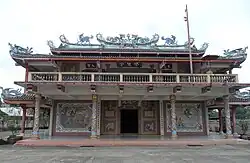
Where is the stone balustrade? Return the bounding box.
[28,72,238,84]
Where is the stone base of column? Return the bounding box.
[31,131,40,140]
[171,131,178,139]
[171,135,178,139]
[219,131,224,135]
[19,133,24,137]
[233,133,239,138]
[225,134,233,139]
[90,135,98,139]
[31,135,40,140]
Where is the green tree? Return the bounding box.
[236,106,250,120]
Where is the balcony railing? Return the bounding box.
[28,72,239,84]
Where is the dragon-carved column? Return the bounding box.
[159,100,164,136]
[224,95,233,138]
[218,108,223,134]
[90,94,98,139]
[20,106,27,136]
[170,95,177,138]
[32,94,41,139]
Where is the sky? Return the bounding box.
[0,0,250,89]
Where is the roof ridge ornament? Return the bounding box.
[96,33,159,47]
[161,35,178,46]
[233,90,250,99]
[0,87,23,99]
[8,43,33,55]
[58,34,94,47]
[47,40,56,49]
[220,46,248,61]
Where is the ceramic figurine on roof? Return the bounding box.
[59,34,94,47]
[0,87,23,99]
[47,40,56,49]
[161,35,178,46]
[220,46,248,60]
[198,42,209,51]
[77,33,93,44]
[96,33,159,47]
[160,35,199,49]
[233,90,250,99]
[8,43,33,55]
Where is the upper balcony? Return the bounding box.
[28,72,238,84]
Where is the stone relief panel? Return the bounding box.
[141,101,159,134]
[166,103,203,132]
[56,102,92,132]
[101,100,118,134]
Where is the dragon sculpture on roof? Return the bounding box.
[220,46,248,60]
[233,90,250,100]
[0,87,23,99]
[8,43,33,55]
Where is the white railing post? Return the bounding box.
[120,74,123,82]
[28,72,32,82]
[207,74,211,83]
[149,74,153,83]
[58,72,62,81]
[176,74,180,83]
[91,74,95,82]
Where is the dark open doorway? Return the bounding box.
[120,109,138,134]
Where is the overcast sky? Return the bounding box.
[0,0,249,89]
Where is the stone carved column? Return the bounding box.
[32,94,41,139]
[20,107,27,136]
[218,108,223,134]
[49,106,54,137]
[170,95,177,138]
[159,100,164,136]
[224,95,232,138]
[96,97,101,137]
[231,107,237,135]
[91,94,98,139]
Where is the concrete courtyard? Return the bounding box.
[0,145,250,163]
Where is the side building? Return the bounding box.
[2,33,250,139]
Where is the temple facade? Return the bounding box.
[2,33,250,139]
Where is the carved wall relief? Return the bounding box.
[101,100,118,134]
[56,102,92,132]
[166,103,203,132]
[141,101,158,134]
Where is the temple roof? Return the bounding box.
[48,33,209,54]
[1,87,250,106]
[0,87,52,106]
[7,33,248,69]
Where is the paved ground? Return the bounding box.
[0,145,250,163]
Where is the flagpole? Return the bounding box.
[184,4,193,74]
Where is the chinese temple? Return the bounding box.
[2,33,250,139]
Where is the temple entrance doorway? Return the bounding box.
[120,109,138,134]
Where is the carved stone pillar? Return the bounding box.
[231,107,237,135]
[96,97,101,137]
[90,94,98,139]
[218,108,223,134]
[170,95,177,138]
[32,94,41,139]
[20,107,27,136]
[224,95,232,138]
[48,106,54,137]
[159,100,164,136]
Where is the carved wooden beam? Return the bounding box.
[26,84,37,92]
[57,84,65,92]
[173,86,182,93]
[90,85,96,93]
